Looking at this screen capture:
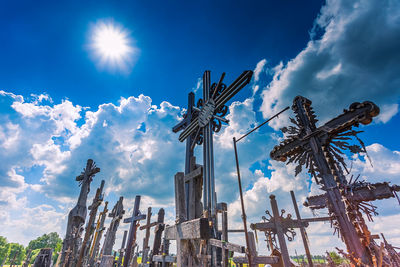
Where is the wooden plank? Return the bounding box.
[164,218,210,240]
[174,172,186,222]
[184,165,202,183]
[152,255,176,263]
[228,229,245,233]
[232,256,280,264]
[251,220,309,230]
[208,238,245,253]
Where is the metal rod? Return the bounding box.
[236,106,290,142]
[233,137,253,266]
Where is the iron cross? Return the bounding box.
[270,96,380,265]
[173,70,253,217]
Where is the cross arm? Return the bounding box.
[250,220,309,231]
[215,70,253,109]
[233,256,280,264]
[184,165,203,183]
[123,214,146,223]
[208,238,245,253]
[164,218,210,240]
[305,182,400,209]
[320,101,379,135]
[139,221,160,230]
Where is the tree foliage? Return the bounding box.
[0,236,10,265]
[27,232,63,263]
[7,243,25,265]
[329,251,345,265]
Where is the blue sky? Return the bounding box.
[1,0,400,256]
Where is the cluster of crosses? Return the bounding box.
[53,70,400,267]
[55,159,171,267]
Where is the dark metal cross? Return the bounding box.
[270,96,380,265]
[173,70,253,218]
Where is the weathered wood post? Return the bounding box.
[116,231,128,267]
[123,195,146,267]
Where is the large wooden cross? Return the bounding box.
[123,195,146,267]
[101,197,125,256]
[150,208,165,264]
[138,208,165,267]
[270,96,380,265]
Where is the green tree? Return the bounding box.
[27,232,63,263]
[329,251,344,265]
[0,236,10,265]
[7,243,25,265]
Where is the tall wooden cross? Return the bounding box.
[270,96,380,265]
[88,201,109,267]
[151,208,165,263]
[61,159,100,267]
[101,197,125,256]
[116,231,128,267]
[139,207,153,266]
[123,195,146,267]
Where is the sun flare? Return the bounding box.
[89,21,136,72]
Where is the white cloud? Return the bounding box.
[258,0,400,129]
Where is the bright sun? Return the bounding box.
[90,21,136,72]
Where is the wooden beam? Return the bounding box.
[208,239,245,253]
[232,256,280,264]
[184,166,202,183]
[164,218,210,240]
[152,255,176,263]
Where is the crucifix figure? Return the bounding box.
[123,195,147,267]
[61,159,100,267]
[270,96,382,265]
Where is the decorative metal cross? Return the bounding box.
[270,96,380,265]
[173,70,253,218]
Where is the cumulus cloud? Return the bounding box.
[258,0,400,129]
